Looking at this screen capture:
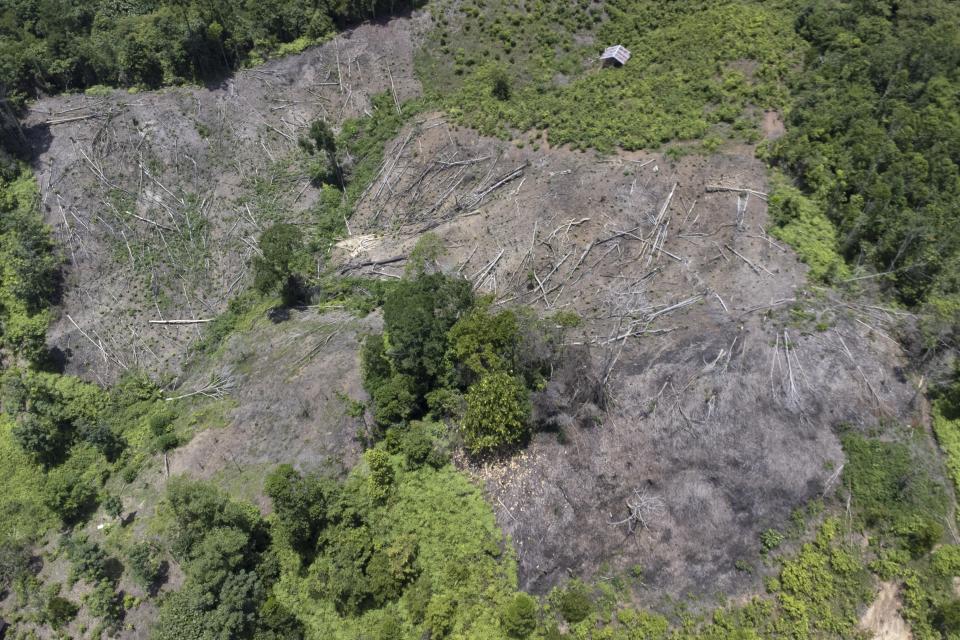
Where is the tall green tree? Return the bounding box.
[253,222,306,306]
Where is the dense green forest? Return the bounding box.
[0,0,959,638]
[0,0,424,105]
[772,0,960,351]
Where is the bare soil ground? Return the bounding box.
[861,582,912,640]
[17,8,924,621]
[338,117,918,598]
[167,308,374,504]
[23,14,426,384]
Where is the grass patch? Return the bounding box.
[840,429,948,545]
[932,401,960,501]
[190,290,273,358]
[767,174,850,282]
[0,417,58,546]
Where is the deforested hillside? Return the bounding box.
[0,1,958,639]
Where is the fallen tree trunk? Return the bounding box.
[338,255,406,274]
[148,318,213,325]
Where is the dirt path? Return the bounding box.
[861,582,912,640]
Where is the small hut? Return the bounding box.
[600,45,631,67]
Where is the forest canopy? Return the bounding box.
[0,0,425,104]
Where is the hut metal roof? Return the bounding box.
[600,45,631,65]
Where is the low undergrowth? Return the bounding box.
[420,0,800,150]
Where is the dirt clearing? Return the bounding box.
[23,14,426,383]
[861,582,912,640]
[338,117,918,598]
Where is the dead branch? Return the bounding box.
[706,185,768,200]
[610,488,667,533]
[473,248,506,290]
[724,243,772,276]
[66,314,129,370]
[148,318,214,325]
[339,255,406,274]
[46,114,99,125]
[737,298,796,317]
[462,164,527,209]
[165,375,235,401]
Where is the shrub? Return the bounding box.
[164,477,264,562]
[84,580,123,624]
[933,545,960,577]
[361,334,393,391]
[502,592,538,638]
[425,593,456,638]
[935,599,960,636]
[406,233,446,274]
[11,413,68,467]
[78,421,125,461]
[445,307,520,387]
[558,582,592,624]
[382,272,473,390]
[425,387,464,418]
[491,68,511,101]
[155,479,269,640]
[767,178,849,282]
[400,422,436,469]
[127,542,166,590]
[45,595,78,629]
[44,465,99,524]
[253,223,307,306]
[65,534,110,585]
[0,540,30,595]
[366,449,395,501]
[366,535,419,607]
[102,494,123,517]
[264,465,339,559]
[760,529,785,553]
[840,432,948,537]
[372,374,418,427]
[902,516,943,558]
[257,595,306,639]
[462,371,530,453]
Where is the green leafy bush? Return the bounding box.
[155,478,272,640]
[371,374,418,427]
[254,223,308,306]
[0,2,425,104]
[265,464,339,560]
[429,1,800,151]
[760,529,785,553]
[64,534,111,585]
[45,594,78,629]
[382,271,473,391]
[445,306,520,387]
[127,542,166,591]
[772,0,960,318]
[462,371,530,454]
[557,581,592,624]
[43,456,101,524]
[84,580,123,624]
[502,592,537,638]
[268,461,514,638]
[366,449,395,501]
[841,432,948,537]
[767,178,849,282]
